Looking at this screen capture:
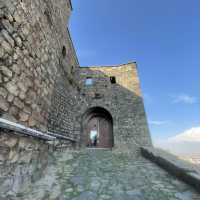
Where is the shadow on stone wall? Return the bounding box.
[74,66,152,152]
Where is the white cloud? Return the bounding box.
[171,94,198,104]
[168,127,200,142]
[149,120,170,126]
[154,127,200,156]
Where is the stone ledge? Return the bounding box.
[141,147,200,192]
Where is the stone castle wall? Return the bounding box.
[0,129,52,195]
[77,63,152,151]
[0,0,151,150]
[0,0,83,138]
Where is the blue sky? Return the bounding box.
[69,0,200,142]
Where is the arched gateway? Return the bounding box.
[82,107,114,148]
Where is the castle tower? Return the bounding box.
[77,63,152,152]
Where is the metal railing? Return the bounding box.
[0,118,77,143]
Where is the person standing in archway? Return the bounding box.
[90,125,98,147]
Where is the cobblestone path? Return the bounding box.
[10,149,200,200]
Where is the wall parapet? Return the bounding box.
[80,61,137,69]
[141,147,200,192]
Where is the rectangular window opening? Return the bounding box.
[110,76,116,84]
[85,77,93,86]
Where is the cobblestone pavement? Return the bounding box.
[7,149,200,200]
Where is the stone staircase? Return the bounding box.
[1,149,200,200]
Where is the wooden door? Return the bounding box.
[86,116,113,148]
[98,117,113,148]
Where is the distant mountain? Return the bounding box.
[154,127,200,156]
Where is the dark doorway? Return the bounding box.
[82,107,114,148]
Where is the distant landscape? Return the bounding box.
[154,127,200,165]
[179,156,200,165]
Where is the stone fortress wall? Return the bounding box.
[77,63,152,151]
[0,0,85,140]
[0,0,151,150]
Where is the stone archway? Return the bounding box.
[82,107,114,148]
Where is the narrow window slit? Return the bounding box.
[110,76,116,84]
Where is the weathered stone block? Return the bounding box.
[9,106,19,117]
[0,87,8,98]
[17,82,28,92]
[4,138,18,148]
[19,111,29,122]
[6,82,19,96]
[13,53,18,60]
[1,19,14,34]
[0,96,9,111]
[12,64,20,75]
[0,46,5,58]
[13,13,21,23]
[25,91,36,104]
[14,36,22,47]
[8,150,19,163]
[32,111,43,123]
[19,91,26,100]
[28,116,37,127]
[0,66,12,78]
[21,26,30,37]
[23,106,32,114]
[0,74,2,83]
[7,94,14,103]
[13,98,24,109]
[1,40,12,54]
[1,29,14,47]
[23,58,31,68]
[7,13,14,23]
